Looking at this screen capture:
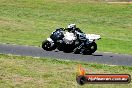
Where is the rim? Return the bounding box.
[44,42,51,49]
[90,45,95,50]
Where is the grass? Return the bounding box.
[0,54,132,88]
[0,0,132,54]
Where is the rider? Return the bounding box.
[65,24,86,39]
[65,24,88,45]
[66,24,83,33]
[65,24,89,53]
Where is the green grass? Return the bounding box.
[0,0,132,54]
[0,54,132,88]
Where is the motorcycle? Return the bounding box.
[42,28,101,55]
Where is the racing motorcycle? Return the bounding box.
[42,28,101,55]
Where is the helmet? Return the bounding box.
[68,24,76,29]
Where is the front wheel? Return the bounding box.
[42,40,56,51]
[82,42,97,55]
[89,42,97,53]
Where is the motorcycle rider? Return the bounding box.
[65,24,86,40]
[66,24,83,33]
[66,24,89,49]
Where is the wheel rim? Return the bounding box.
[89,43,97,53]
[90,45,95,50]
[82,42,97,54]
[44,42,51,49]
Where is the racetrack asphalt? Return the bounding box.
[0,43,132,66]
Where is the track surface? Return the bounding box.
[0,44,132,66]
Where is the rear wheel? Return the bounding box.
[42,40,56,51]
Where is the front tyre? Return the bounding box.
[89,42,97,53]
[42,40,56,51]
[82,42,97,55]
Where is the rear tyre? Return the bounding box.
[42,40,56,51]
